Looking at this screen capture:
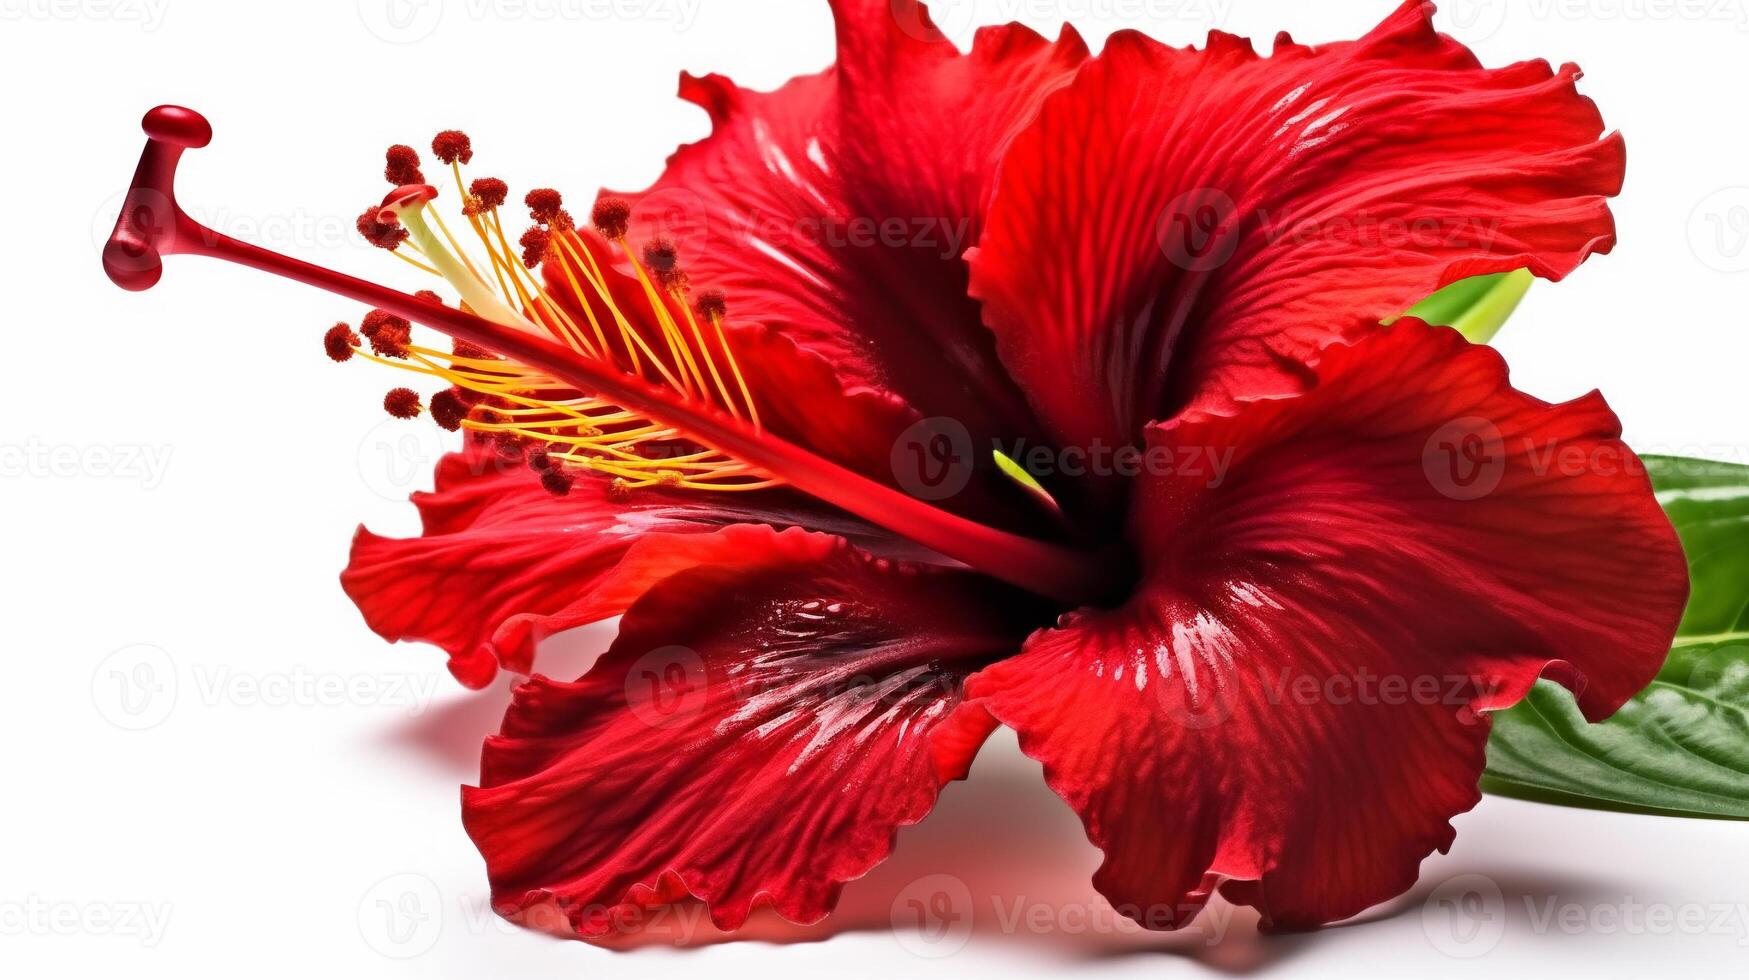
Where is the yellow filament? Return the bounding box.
[347,157,772,492]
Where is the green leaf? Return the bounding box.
[1401,269,1534,343]
[1483,455,1749,818]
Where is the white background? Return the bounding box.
[3,0,1748,976]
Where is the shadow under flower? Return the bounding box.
[370,625,1636,971]
[583,731,1314,972]
[371,622,619,779]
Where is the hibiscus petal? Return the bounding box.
[965,322,1687,930]
[341,443,921,687]
[969,0,1626,456]
[462,529,1034,935]
[607,0,1086,447]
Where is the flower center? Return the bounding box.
[102,105,1113,605]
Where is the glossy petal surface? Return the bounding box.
[463,531,1033,934]
[967,323,1686,929]
[970,0,1625,456]
[342,444,916,684]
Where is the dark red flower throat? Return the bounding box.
[104,105,1110,606]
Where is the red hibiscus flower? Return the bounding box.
[105,0,1687,940]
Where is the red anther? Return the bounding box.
[413,289,444,305]
[468,177,508,211]
[470,401,505,426]
[359,309,409,337]
[643,237,685,289]
[527,448,552,472]
[384,387,423,419]
[362,309,412,357]
[384,144,424,185]
[643,237,678,271]
[493,432,526,460]
[452,338,494,361]
[324,322,359,362]
[525,188,563,224]
[695,289,728,321]
[371,331,410,358]
[519,226,550,268]
[356,204,409,250]
[540,468,574,497]
[591,197,631,239]
[429,388,468,431]
[431,130,473,165]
